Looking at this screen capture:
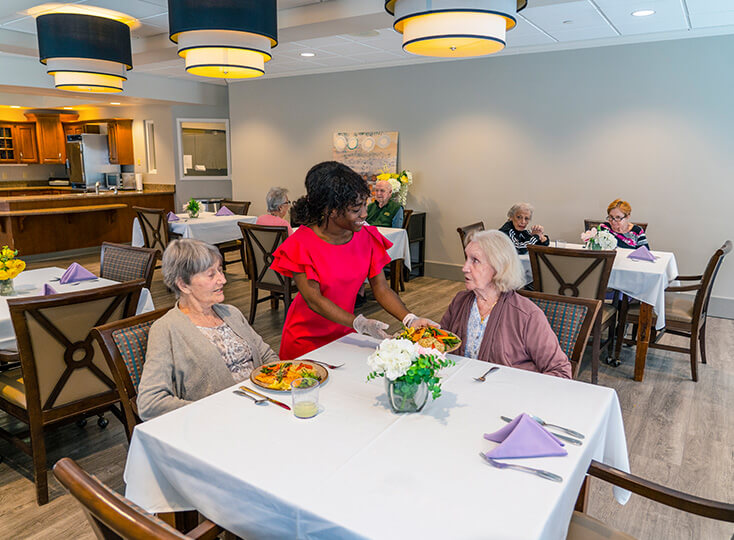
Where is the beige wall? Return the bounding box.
[229,34,734,317]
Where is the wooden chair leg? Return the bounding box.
[689,327,699,382]
[248,286,258,325]
[30,424,49,505]
[270,296,279,311]
[574,475,590,513]
[699,321,707,365]
[614,312,626,363]
[591,316,601,385]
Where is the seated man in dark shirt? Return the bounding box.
[366,180,404,228]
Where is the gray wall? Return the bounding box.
[229,34,734,317]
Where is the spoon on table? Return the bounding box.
[530,415,585,439]
[304,359,344,369]
[474,366,500,382]
[233,389,266,404]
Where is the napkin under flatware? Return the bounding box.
[59,263,97,284]
[215,206,234,216]
[484,413,567,459]
[627,246,656,261]
[167,211,180,222]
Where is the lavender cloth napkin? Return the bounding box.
[627,246,656,261]
[167,211,180,222]
[59,263,97,284]
[215,206,234,216]
[42,283,57,295]
[484,413,567,459]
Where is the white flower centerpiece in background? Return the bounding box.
[367,338,455,413]
[376,170,413,206]
[581,225,616,250]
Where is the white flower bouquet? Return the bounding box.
[581,226,616,250]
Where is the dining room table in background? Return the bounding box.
[519,244,679,382]
[124,333,630,540]
[131,211,259,247]
[0,267,155,351]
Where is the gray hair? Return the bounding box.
[266,187,289,212]
[507,202,534,220]
[162,239,222,298]
[469,230,526,293]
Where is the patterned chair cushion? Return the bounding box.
[529,298,588,359]
[112,321,156,391]
[102,247,151,283]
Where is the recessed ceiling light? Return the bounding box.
[632,9,655,17]
[10,105,20,109]
[300,52,315,57]
[110,102,121,105]
[63,106,73,110]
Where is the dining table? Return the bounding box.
[124,333,630,540]
[131,212,259,247]
[519,244,679,382]
[0,266,155,352]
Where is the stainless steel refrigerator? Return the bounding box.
[66,134,121,189]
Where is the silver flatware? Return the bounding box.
[239,386,291,411]
[478,452,563,483]
[500,416,582,446]
[474,366,500,382]
[233,389,266,404]
[530,415,585,440]
[304,359,344,369]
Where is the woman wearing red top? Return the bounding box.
[270,161,437,359]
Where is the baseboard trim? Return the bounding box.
[424,261,734,320]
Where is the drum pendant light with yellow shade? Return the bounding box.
[385,0,527,58]
[36,13,133,93]
[168,0,278,79]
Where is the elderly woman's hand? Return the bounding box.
[531,224,547,242]
[403,313,441,329]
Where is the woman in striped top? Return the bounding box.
[600,199,648,249]
[499,202,550,254]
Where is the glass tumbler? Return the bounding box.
[291,378,320,419]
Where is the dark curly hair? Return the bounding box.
[291,161,370,226]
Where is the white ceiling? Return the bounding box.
[0,0,733,85]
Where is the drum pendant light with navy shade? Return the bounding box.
[168,0,278,79]
[36,13,133,93]
[385,0,527,58]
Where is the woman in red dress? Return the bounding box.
[270,161,437,359]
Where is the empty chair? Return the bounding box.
[0,281,145,504]
[568,460,733,539]
[615,240,731,381]
[93,309,169,442]
[457,221,485,250]
[238,223,293,324]
[220,199,251,215]
[217,200,252,270]
[519,290,601,379]
[527,245,616,384]
[53,457,222,539]
[100,242,159,289]
[133,206,180,256]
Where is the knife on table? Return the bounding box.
[239,386,291,410]
[500,416,582,446]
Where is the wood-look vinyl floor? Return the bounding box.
[1,253,732,539]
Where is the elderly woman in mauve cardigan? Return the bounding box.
[440,230,572,378]
[137,239,278,420]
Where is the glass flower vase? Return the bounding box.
[586,240,602,251]
[0,279,15,296]
[386,378,428,413]
[186,208,199,218]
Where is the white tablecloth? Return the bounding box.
[124,334,629,540]
[520,244,678,329]
[0,267,154,351]
[377,226,411,270]
[131,212,258,247]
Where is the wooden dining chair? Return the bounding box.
[238,222,294,324]
[133,207,180,267]
[614,240,731,382]
[584,219,648,234]
[53,457,223,540]
[100,242,159,289]
[216,201,252,270]
[569,459,734,539]
[0,280,145,505]
[457,221,485,250]
[92,308,170,442]
[518,291,602,379]
[527,245,616,384]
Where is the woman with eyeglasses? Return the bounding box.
[600,199,648,249]
[256,186,293,235]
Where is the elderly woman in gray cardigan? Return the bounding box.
[137,239,278,420]
[440,230,571,378]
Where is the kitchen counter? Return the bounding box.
[0,188,172,204]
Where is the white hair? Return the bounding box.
[162,239,222,298]
[507,202,534,220]
[469,230,526,292]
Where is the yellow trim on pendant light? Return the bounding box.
[402,11,509,57]
[179,44,270,79]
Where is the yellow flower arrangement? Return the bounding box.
[0,246,26,281]
[376,169,413,206]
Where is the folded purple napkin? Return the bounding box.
[43,283,58,295]
[215,206,234,216]
[484,413,567,459]
[59,263,97,284]
[627,246,655,261]
[167,211,180,222]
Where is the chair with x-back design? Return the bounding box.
[0,280,144,505]
[133,207,180,260]
[527,245,616,384]
[238,223,294,324]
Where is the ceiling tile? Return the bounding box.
[316,41,382,56]
[80,0,166,19]
[523,0,618,38]
[686,0,734,28]
[594,0,688,35]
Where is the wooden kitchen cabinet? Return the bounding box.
[36,116,66,164]
[64,123,84,137]
[0,124,17,163]
[16,123,39,163]
[108,119,134,164]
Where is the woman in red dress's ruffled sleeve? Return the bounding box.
[270,161,438,359]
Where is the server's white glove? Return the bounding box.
[353,314,390,339]
[402,313,441,329]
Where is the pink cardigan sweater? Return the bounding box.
[440,290,572,379]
